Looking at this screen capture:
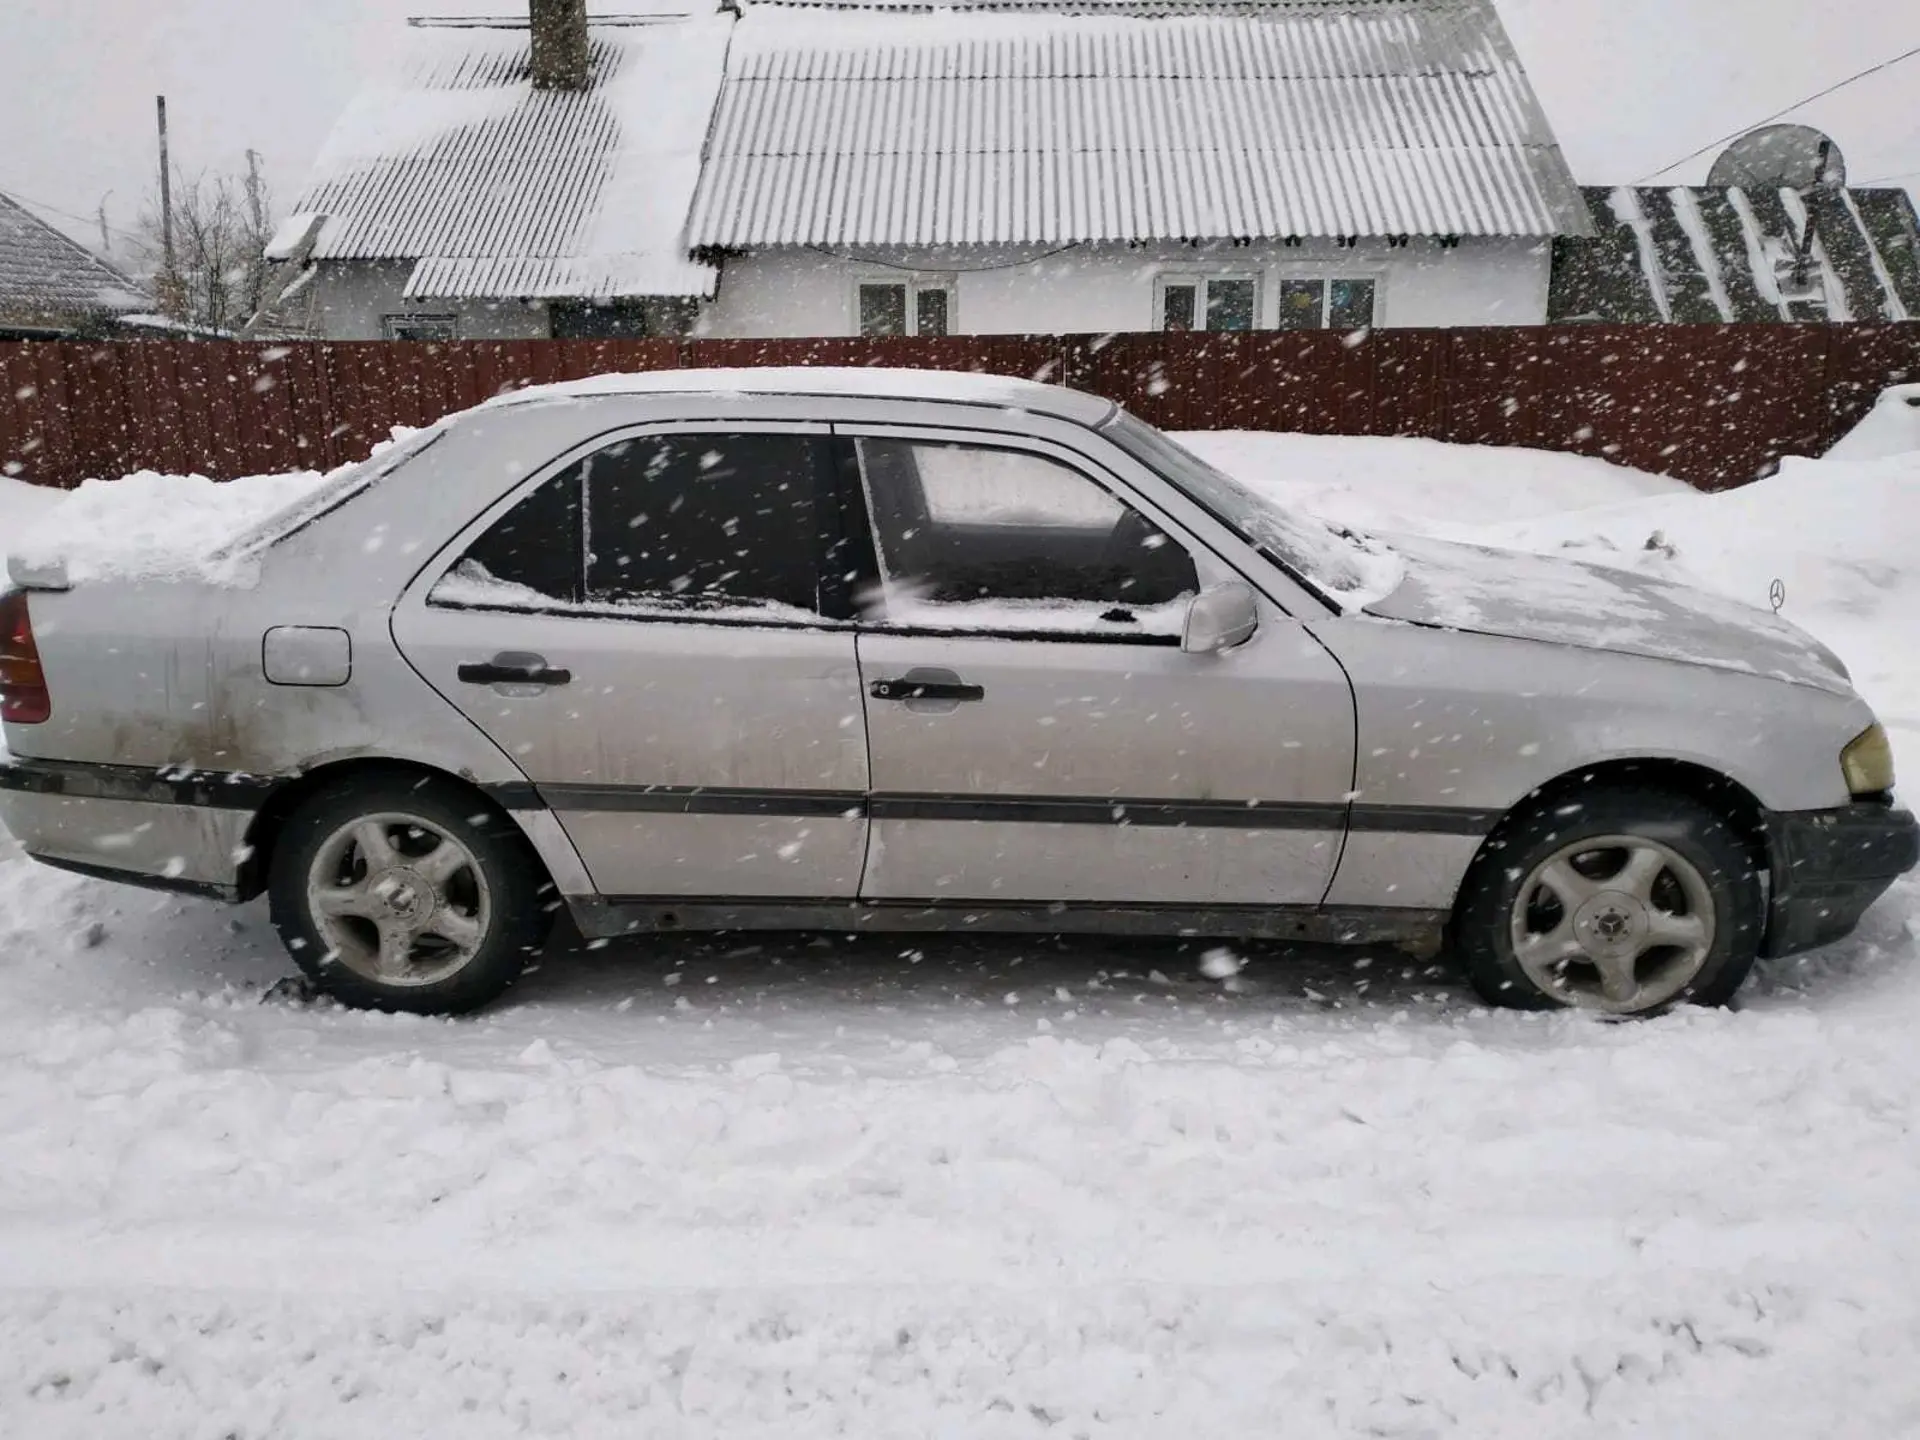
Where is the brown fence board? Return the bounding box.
[3,324,1916,493]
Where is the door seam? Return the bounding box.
[851,631,879,897]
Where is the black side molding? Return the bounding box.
[0,756,274,810]
[29,852,241,902]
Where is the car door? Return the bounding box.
[391,421,869,901]
[839,425,1355,910]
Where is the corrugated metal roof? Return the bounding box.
[291,18,728,298]
[0,191,147,325]
[1548,184,1920,326]
[405,254,709,300]
[688,0,1590,247]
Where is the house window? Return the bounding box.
[549,299,697,339]
[858,280,953,336]
[1329,278,1377,329]
[1278,278,1378,331]
[1157,276,1258,332]
[382,313,458,342]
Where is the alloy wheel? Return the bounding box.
[1508,833,1717,1014]
[305,812,493,987]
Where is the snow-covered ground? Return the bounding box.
[1,429,1916,1437]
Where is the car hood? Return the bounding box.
[1361,533,1851,693]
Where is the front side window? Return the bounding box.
[853,438,1199,636]
[432,432,833,621]
[858,280,953,336]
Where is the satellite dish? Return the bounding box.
[1707,124,1847,192]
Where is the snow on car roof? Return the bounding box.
[487,366,1117,424]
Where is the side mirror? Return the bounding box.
[1181,582,1259,654]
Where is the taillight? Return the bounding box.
[0,589,50,724]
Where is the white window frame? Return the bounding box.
[1272,270,1387,330]
[1154,272,1262,333]
[382,312,458,342]
[851,275,956,337]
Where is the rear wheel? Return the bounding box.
[1454,786,1764,1016]
[268,775,550,1014]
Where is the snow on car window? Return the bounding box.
[1102,410,1403,611]
[914,445,1122,528]
[432,559,827,626]
[875,592,1191,638]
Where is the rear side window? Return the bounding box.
[431,431,833,621]
[458,463,583,603]
[585,433,821,611]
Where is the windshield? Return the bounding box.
[217,426,446,558]
[1101,410,1403,611]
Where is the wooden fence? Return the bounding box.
[3,322,1917,492]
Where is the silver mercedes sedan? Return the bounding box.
[3,369,1913,1017]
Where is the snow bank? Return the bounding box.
[1178,430,1692,538]
[1827,383,1920,462]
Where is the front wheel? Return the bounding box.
[1453,786,1764,1016]
[268,775,550,1014]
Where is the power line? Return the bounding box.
[0,183,147,247]
[1634,39,1920,184]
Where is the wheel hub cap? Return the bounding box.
[371,867,436,925]
[306,815,491,990]
[1575,892,1647,957]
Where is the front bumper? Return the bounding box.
[1763,800,1920,958]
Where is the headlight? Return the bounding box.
[1841,723,1896,796]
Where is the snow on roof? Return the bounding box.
[287,17,730,300]
[0,191,149,324]
[1548,185,1920,325]
[484,364,1117,423]
[687,0,1592,248]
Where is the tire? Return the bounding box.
[267,772,552,1014]
[1452,784,1764,1016]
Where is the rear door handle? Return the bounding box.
[457,652,572,687]
[870,677,985,703]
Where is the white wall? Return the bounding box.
[304,262,553,340]
[299,238,1553,341]
[697,237,1554,338]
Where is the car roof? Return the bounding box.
[484,366,1116,427]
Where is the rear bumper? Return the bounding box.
[0,756,253,901]
[1763,800,1919,958]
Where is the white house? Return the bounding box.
[264,0,729,340]
[267,0,1593,341]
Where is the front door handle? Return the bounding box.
[870,677,985,703]
[457,652,572,687]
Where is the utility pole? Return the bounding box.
[154,94,189,320]
[245,149,266,236]
[156,96,174,274]
[96,191,113,259]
